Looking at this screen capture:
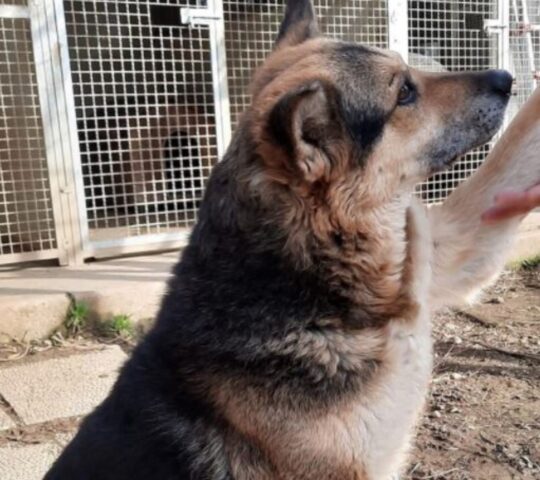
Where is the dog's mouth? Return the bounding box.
[428,100,508,175]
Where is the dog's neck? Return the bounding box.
[192,141,415,327]
[306,193,414,325]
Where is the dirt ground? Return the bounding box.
[0,267,538,479]
[408,266,540,480]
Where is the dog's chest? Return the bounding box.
[317,313,433,480]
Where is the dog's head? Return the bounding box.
[248,0,511,210]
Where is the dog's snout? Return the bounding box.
[484,69,513,96]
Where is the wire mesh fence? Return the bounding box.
[223,0,388,129]
[0,0,27,5]
[1,0,540,264]
[408,0,500,202]
[509,0,539,117]
[63,0,217,243]
[0,14,57,258]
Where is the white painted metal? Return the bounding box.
[519,0,536,92]
[88,229,191,259]
[388,0,409,62]
[209,0,233,156]
[62,0,222,257]
[0,5,29,19]
[181,7,221,24]
[0,249,59,265]
[29,0,85,265]
[3,0,540,265]
[0,1,59,265]
[223,0,390,129]
[409,0,500,203]
[52,0,90,258]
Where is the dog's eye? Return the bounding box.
[397,82,416,106]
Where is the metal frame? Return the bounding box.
[388,0,409,61]
[0,5,29,19]
[30,0,85,265]
[2,0,538,266]
[0,1,60,265]
[58,0,232,260]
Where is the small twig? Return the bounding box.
[458,311,496,328]
[479,432,496,445]
[476,342,540,362]
[418,467,460,479]
[433,344,456,372]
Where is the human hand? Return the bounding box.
[482,184,540,223]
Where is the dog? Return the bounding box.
[46,2,523,478]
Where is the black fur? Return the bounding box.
[276,0,318,46]
[44,128,371,479]
[267,82,321,156]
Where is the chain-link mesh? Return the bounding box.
[0,17,57,258]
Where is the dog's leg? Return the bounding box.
[428,90,540,308]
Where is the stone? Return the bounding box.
[0,409,15,431]
[0,346,127,425]
[0,443,60,480]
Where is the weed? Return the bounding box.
[106,314,134,338]
[520,254,540,270]
[65,301,89,335]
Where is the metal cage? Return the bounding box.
[0,2,57,263]
[1,0,539,265]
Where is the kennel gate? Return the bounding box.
[0,0,85,265]
[0,0,537,265]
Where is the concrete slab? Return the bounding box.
[0,346,127,425]
[55,432,76,448]
[0,252,177,340]
[0,294,70,343]
[0,409,15,431]
[0,443,60,480]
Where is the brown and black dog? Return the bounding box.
[46,2,532,479]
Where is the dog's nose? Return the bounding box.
[485,69,513,96]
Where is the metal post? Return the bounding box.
[185,0,232,158]
[29,0,85,265]
[388,0,409,63]
[499,0,511,72]
[52,0,90,261]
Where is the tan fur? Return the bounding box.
[430,87,540,307]
[198,6,529,479]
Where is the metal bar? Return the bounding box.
[0,5,30,19]
[29,0,69,265]
[210,0,232,157]
[88,231,191,259]
[519,0,537,91]
[500,0,511,70]
[181,8,221,26]
[44,0,85,265]
[62,0,220,255]
[387,0,409,62]
[52,0,89,262]
[30,0,85,265]
[0,249,60,266]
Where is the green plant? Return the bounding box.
[106,314,134,338]
[508,253,540,271]
[65,301,89,335]
[520,254,540,270]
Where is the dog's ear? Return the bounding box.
[275,0,319,49]
[267,81,339,183]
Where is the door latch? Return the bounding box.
[484,19,508,34]
[181,8,222,26]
